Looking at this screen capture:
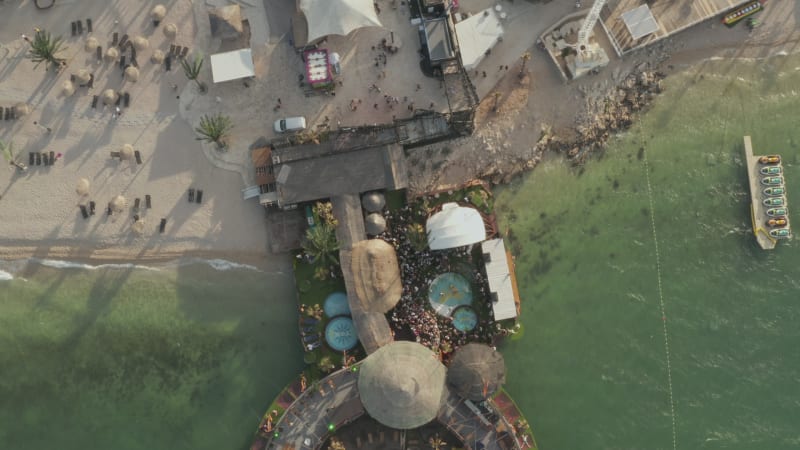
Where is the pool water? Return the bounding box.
[324,316,358,351]
[323,292,351,318]
[451,306,478,332]
[428,272,473,316]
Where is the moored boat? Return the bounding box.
[759,155,781,164]
[763,187,785,196]
[766,208,788,217]
[767,217,788,227]
[760,166,782,175]
[769,228,791,239]
[761,176,784,186]
[723,0,765,27]
[763,197,786,207]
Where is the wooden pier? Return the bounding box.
[743,136,789,250]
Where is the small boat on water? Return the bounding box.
[759,155,781,164]
[767,208,788,217]
[723,0,765,27]
[769,228,791,239]
[760,166,782,175]
[761,176,784,186]
[764,187,785,196]
[767,218,788,227]
[763,197,786,207]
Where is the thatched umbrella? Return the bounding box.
[163,23,178,40]
[132,219,146,235]
[150,49,165,64]
[365,213,386,236]
[362,192,386,212]
[61,80,75,97]
[104,47,119,62]
[357,341,447,430]
[75,69,91,84]
[151,4,167,22]
[14,102,30,117]
[350,309,393,355]
[124,66,140,82]
[348,239,402,314]
[111,195,127,212]
[120,144,134,160]
[132,36,149,51]
[84,36,99,52]
[76,178,90,196]
[447,344,506,402]
[208,4,244,40]
[102,89,118,105]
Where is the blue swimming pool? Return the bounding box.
[428,272,473,317]
[323,292,350,318]
[325,316,358,352]
[452,306,478,332]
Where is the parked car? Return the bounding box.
[274,116,307,133]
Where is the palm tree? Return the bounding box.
[302,223,340,268]
[0,140,26,172]
[428,433,446,450]
[27,30,66,70]
[181,53,207,93]
[195,113,233,149]
[519,51,531,78]
[406,223,428,252]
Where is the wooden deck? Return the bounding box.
[601,0,751,55]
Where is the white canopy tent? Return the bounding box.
[621,4,659,41]
[299,0,384,43]
[426,203,486,250]
[481,239,518,321]
[210,49,255,83]
[454,8,504,71]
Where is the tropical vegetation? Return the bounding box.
[195,113,233,149]
[302,223,340,271]
[26,30,66,70]
[181,52,207,92]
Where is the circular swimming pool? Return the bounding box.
[323,292,350,318]
[428,272,473,317]
[325,316,358,351]
[451,305,478,332]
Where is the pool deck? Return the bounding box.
[743,136,788,250]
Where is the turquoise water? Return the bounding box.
[0,261,303,450]
[496,54,800,450]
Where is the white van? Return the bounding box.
[273,116,307,133]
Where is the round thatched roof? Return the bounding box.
[102,89,118,105]
[76,69,91,84]
[358,341,447,429]
[163,23,178,39]
[132,219,146,235]
[120,144,134,160]
[365,213,386,236]
[151,49,165,64]
[362,191,386,212]
[208,4,244,40]
[132,36,149,51]
[61,80,75,97]
[349,239,401,314]
[85,36,99,52]
[151,4,167,21]
[124,66,140,82]
[14,102,30,116]
[446,344,506,401]
[76,178,90,196]
[111,195,126,212]
[104,47,119,62]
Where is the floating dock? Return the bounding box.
[743,136,790,250]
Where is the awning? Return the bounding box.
[481,238,518,321]
[454,8,504,71]
[621,4,659,41]
[210,48,254,83]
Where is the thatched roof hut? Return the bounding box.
[361,191,386,212]
[346,239,401,314]
[446,343,506,401]
[357,341,447,429]
[208,4,244,40]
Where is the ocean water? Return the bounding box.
[496,54,800,449]
[0,260,303,450]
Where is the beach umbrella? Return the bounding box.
[102,89,118,105]
[124,66,140,82]
[150,49,165,64]
[84,36,99,52]
[447,344,506,401]
[104,47,119,62]
[75,69,91,84]
[120,144,134,160]
[132,36,149,51]
[361,191,386,212]
[132,219,146,235]
[76,178,90,196]
[365,213,386,235]
[14,102,30,117]
[61,80,75,97]
[151,4,167,21]
[111,195,127,212]
[163,23,178,40]
[357,341,447,429]
[347,239,401,313]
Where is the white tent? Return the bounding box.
[210,49,255,83]
[454,8,504,71]
[426,203,486,250]
[299,0,384,44]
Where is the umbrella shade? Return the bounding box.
[347,239,402,314]
[102,89,118,105]
[120,144,134,160]
[208,5,244,40]
[151,49,165,64]
[61,80,75,97]
[104,47,119,62]
[151,4,167,21]
[365,213,386,235]
[132,220,146,234]
[76,178,90,196]
[361,192,385,212]
[111,195,127,212]
[132,36,149,51]
[358,341,447,429]
[76,69,91,84]
[124,66,140,82]
[14,103,30,116]
[163,23,178,39]
[85,36,99,52]
[447,344,506,401]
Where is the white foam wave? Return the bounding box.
[0,270,13,281]
[36,259,161,272]
[201,259,261,272]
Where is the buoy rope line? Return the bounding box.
[638,116,678,450]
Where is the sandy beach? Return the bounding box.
[0,0,798,264]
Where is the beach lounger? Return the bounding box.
[133,198,140,213]
[91,95,98,109]
[80,205,89,219]
[9,107,15,120]
[170,44,177,56]
[188,188,195,203]
[107,203,112,216]
[112,32,118,46]
[87,18,93,33]
[77,20,83,35]
[195,190,203,204]
[49,151,55,165]
[29,152,34,165]
[87,73,94,88]
[115,93,122,106]
[145,195,151,209]
[2,107,7,121]
[89,201,96,215]
[159,218,166,233]
[118,34,129,49]
[71,22,77,37]
[43,153,49,166]
[119,55,126,69]
[133,214,139,222]
[35,153,41,166]
[124,92,130,108]
[96,45,102,61]
[180,46,189,59]
[134,150,142,164]
[165,55,171,71]
[110,151,120,158]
